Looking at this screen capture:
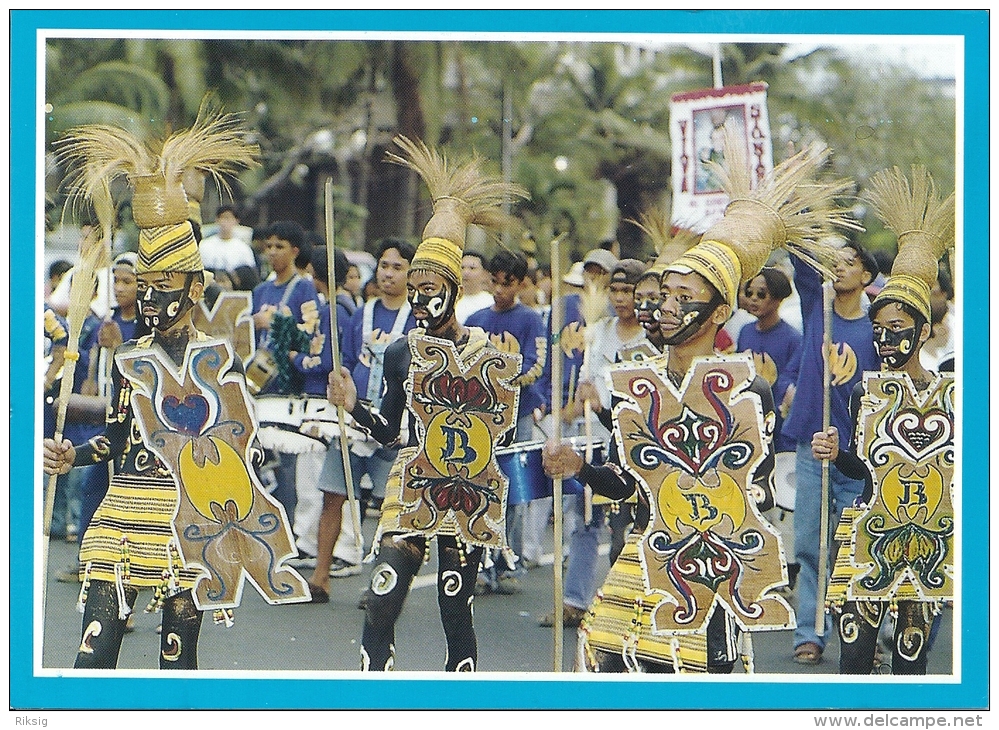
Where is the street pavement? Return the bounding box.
[40,522,953,676]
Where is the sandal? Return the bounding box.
[306,584,329,604]
[793,642,823,665]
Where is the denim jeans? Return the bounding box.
[563,494,604,609]
[50,464,89,538]
[793,440,864,651]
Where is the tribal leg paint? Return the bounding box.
[437,537,483,672]
[360,534,424,671]
[837,600,887,674]
[891,601,933,675]
[74,580,137,669]
[159,590,203,670]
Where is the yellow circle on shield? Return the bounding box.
[425,411,492,478]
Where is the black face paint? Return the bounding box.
[409,281,456,330]
[635,295,662,327]
[139,275,195,332]
[661,299,718,346]
[873,325,918,368]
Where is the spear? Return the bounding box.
[549,233,566,671]
[815,277,834,636]
[42,185,112,601]
[325,179,363,555]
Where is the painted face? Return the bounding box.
[872,302,921,368]
[376,247,410,298]
[634,277,662,330]
[137,271,195,332]
[743,275,780,322]
[408,269,457,330]
[491,271,522,311]
[659,270,721,346]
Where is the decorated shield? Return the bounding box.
[610,353,793,635]
[844,372,955,602]
[191,291,255,364]
[619,341,662,363]
[384,332,520,548]
[116,337,310,610]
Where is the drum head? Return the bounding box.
[774,451,796,512]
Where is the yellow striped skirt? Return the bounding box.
[581,532,708,672]
[78,473,200,591]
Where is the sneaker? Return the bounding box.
[306,584,330,604]
[287,552,317,569]
[520,557,540,570]
[329,558,361,578]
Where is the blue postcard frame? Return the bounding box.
[10,9,989,711]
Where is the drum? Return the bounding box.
[253,396,346,454]
[245,348,278,396]
[496,441,551,506]
[773,450,796,512]
[495,437,603,505]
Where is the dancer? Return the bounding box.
[328,136,528,671]
[815,165,955,674]
[43,108,308,670]
[544,132,857,673]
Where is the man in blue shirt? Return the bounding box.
[782,239,880,665]
[467,249,547,593]
[307,238,418,602]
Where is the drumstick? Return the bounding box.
[325,179,364,556]
[816,277,833,636]
[549,233,566,671]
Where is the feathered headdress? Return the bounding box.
[666,124,861,309]
[57,101,259,275]
[866,165,955,323]
[628,206,702,282]
[385,135,529,285]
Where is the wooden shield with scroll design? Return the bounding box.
[385,332,521,548]
[610,353,793,635]
[116,336,309,610]
[846,372,955,602]
[191,291,255,364]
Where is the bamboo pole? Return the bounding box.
[815,278,834,636]
[42,226,106,608]
[325,179,364,555]
[549,234,566,671]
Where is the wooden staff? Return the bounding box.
[325,179,363,555]
[42,223,107,604]
[549,233,566,671]
[578,281,608,524]
[815,278,834,636]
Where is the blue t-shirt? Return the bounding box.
[466,302,547,418]
[63,312,104,444]
[342,299,418,403]
[537,294,585,411]
[112,307,139,343]
[43,305,69,439]
[782,257,879,449]
[251,275,321,349]
[737,318,802,452]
